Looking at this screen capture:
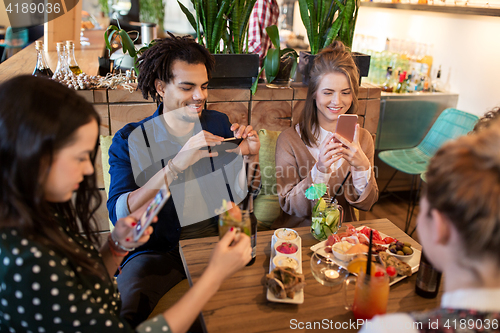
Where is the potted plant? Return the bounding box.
[297,0,369,85]
[104,24,156,75]
[251,25,298,94]
[177,0,259,88]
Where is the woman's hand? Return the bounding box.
[334,124,370,171]
[316,132,344,173]
[230,123,260,157]
[207,228,252,281]
[111,200,158,250]
[172,130,224,171]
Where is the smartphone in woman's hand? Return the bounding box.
[334,114,358,145]
[133,186,170,242]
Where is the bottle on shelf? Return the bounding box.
[395,71,406,93]
[431,65,443,92]
[32,41,53,78]
[405,73,414,93]
[381,67,394,92]
[66,41,83,75]
[415,251,442,298]
[53,42,73,79]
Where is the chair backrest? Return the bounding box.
[417,108,479,157]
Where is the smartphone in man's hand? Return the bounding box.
[133,186,170,242]
[208,137,243,154]
[334,114,358,146]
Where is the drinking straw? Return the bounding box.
[365,229,374,280]
[331,171,351,202]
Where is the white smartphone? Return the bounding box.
[133,186,170,242]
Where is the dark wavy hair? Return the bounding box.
[0,75,104,278]
[137,32,215,103]
[297,41,360,147]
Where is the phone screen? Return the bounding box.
[208,137,243,154]
[133,186,170,242]
[334,114,358,144]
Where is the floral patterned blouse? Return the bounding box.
[0,225,171,333]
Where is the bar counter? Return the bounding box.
[0,29,105,82]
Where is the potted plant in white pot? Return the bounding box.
[297,0,370,85]
[178,0,259,88]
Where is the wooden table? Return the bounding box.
[180,218,443,333]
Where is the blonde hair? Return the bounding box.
[426,118,500,263]
[297,41,360,147]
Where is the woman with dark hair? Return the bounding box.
[272,41,378,228]
[0,75,251,333]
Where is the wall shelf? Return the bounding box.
[360,1,500,17]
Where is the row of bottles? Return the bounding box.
[353,35,434,87]
[381,65,445,93]
[32,41,82,79]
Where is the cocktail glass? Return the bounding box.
[311,198,344,241]
[218,205,251,239]
[344,269,390,320]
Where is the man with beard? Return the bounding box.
[107,34,261,327]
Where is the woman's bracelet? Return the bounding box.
[168,159,183,180]
[109,232,135,253]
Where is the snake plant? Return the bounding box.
[298,0,360,54]
[178,0,256,54]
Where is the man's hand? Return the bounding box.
[172,130,224,170]
[230,123,260,157]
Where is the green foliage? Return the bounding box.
[298,0,359,54]
[104,24,156,76]
[97,0,109,16]
[140,0,166,32]
[251,25,298,95]
[177,0,256,54]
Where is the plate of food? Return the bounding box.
[266,228,305,304]
[310,225,420,286]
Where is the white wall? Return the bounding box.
[355,7,500,117]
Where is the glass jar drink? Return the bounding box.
[344,270,390,320]
[311,197,343,241]
[218,206,251,240]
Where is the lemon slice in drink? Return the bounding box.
[325,209,340,226]
[313,198,326,214]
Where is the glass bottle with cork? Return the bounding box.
[53,42,73,79]
[66,40,82,75]
[32,41,53,78]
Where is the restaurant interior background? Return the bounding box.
[0,0,499,116]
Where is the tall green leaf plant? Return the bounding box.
[178,0,236,53]
[299,0,359,54]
